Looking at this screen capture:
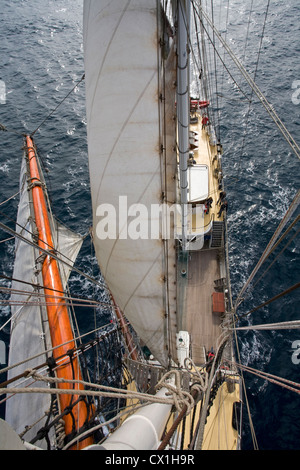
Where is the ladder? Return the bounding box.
[210,221,224,248]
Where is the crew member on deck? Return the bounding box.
[202,115,209,129]
[188,151,196,165]
[218,200,228,218]
[207,347,215,362]
[217,191,226,205]
[207,348,215,373]
[204,197,213,214]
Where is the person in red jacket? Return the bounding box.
[202,115,209,129]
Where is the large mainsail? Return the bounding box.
[83,0,178,367]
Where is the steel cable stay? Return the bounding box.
[233,224,300,323]
[0,189,22,208]
[192,0,261,108]
[198,6,216,130]
[190,0,269,186]
[228,219,299,449]
[0,298,111,311]
[222,332,299,449]
[0,285,112,335]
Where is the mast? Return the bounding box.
[177,0,191,251]
[25,136,93,449]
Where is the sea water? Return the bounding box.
[0,0,299,450]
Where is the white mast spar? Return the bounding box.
[177,0,190,252]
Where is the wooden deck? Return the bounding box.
[182,113,227,365]
[183,249,223,364]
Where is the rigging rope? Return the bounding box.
[248,224,300,298]
[238,282,300,319]
[1,368,197,416]
[193,0,300,160]
[233,319,300,331]
[30,74,85,136]
[195,333,229,450]
[0,322,117,379]
[0,219,109,294]
[238,0,271,165]
[0,272,113,335]
[231,320,259,449]
[219,0,230,110]
[0,206,83,269]
[243,0,254,62]
[193,9,251,103]
[235,190,300,310]
[0,285,112,326]
[0,190,21,207]
[0,123,23,136]
[210,0,220,141]
[231,361,300,395]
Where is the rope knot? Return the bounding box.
[155,370,195,416]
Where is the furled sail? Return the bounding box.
[83,0,178,367]
[5,153,83,447]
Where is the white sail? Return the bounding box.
[83,0,178,367]
[52,218,84,289]
[6,155,83,447]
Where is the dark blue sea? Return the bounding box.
[0,0,299,450]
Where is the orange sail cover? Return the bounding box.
[26,135,93,449]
